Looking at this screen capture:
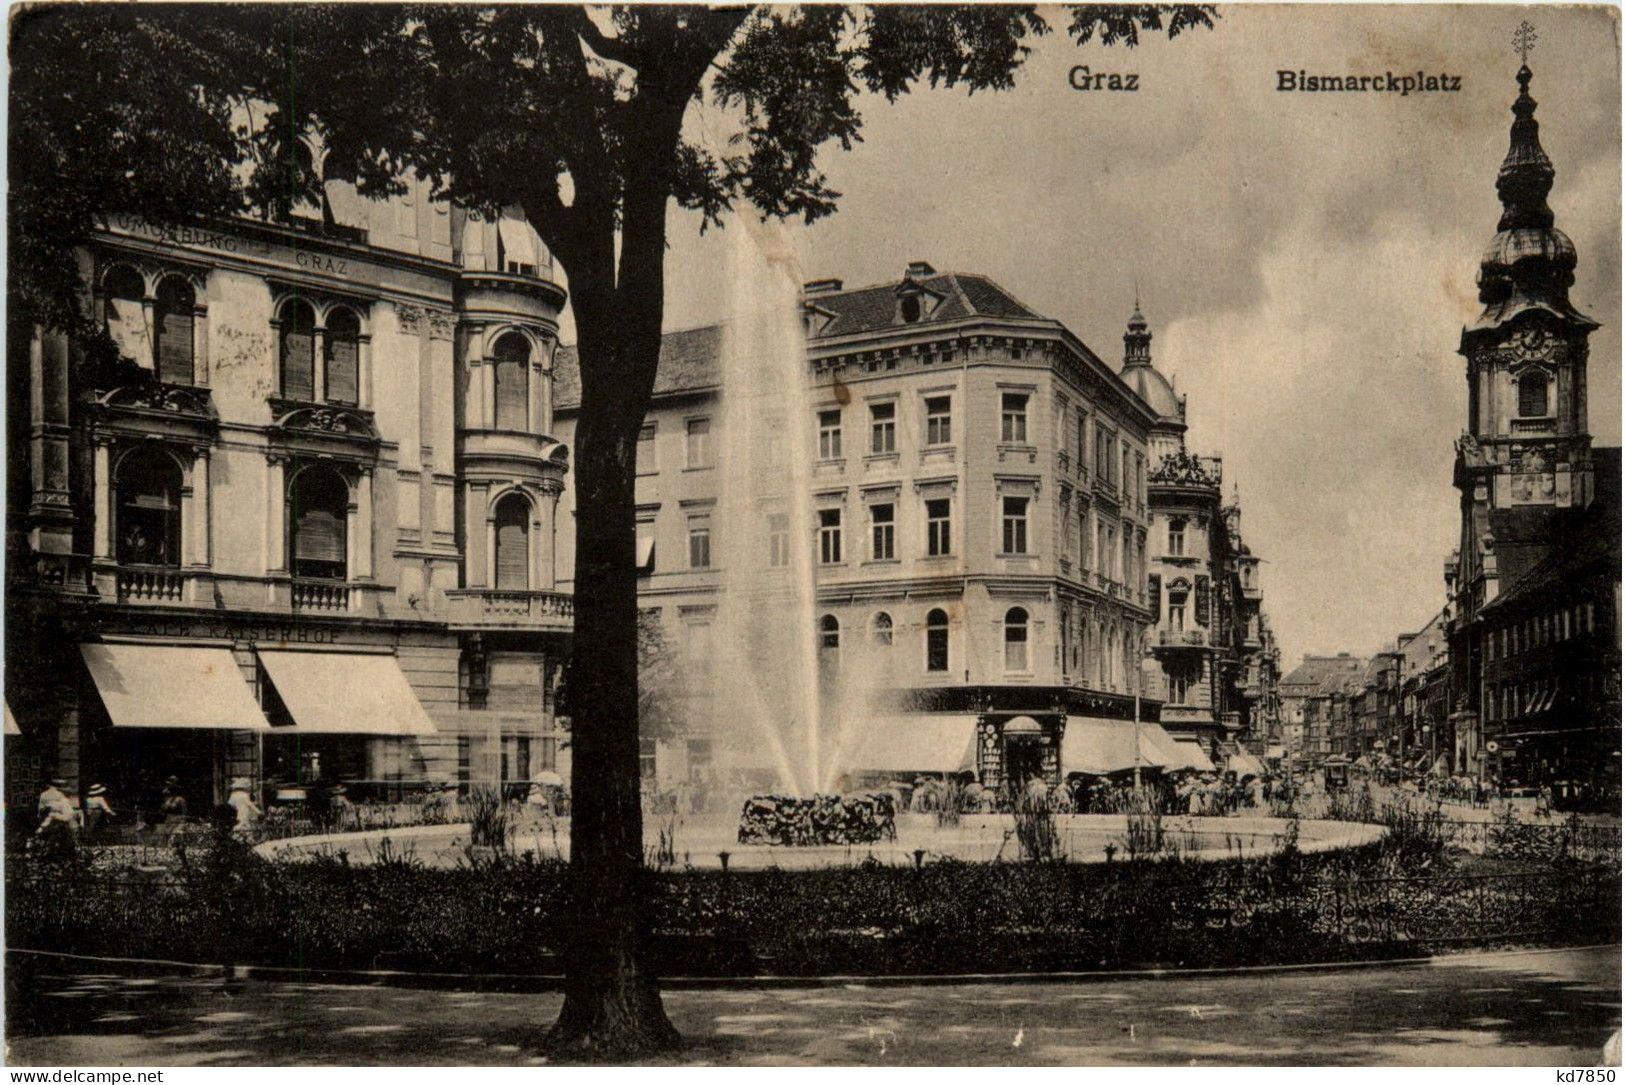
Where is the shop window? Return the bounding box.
[116,447,182,566]
[153,278,195,386]
[104,266,150,369]
[1518,371,1549,417]
[289,466,348,580]
[493,493,530,590]
[493,332,530,431]
[1004,607,1030,671]
[325,307,360,405]
[926,608,949,673]
[280,300,317,400]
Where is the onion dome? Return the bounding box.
[1469,64,1597,338]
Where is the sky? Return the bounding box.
[562,4,1622,665]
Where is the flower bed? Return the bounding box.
[8,825,1617,979]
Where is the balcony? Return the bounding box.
[117,566,186,604]
[292,578,355,613]
[1157,628,1209,648]
[9,551,95,597]
[446,588,574,631]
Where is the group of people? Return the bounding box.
[26,775,267,856]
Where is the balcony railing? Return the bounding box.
[445,588,574,628]
[1157,628,1209,648]
[117,566,185,603]
[292,579,352,613]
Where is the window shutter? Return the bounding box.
[109,297,153,369]
[1194,575,1211,626]
[157,307,193,385]
[296,508,345,564]
[495,358,528,430]
[326,336,358,404]
[495,519,529,590]
[1148,574,1161,617]
[282,328,315,400]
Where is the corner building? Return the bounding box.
[554,263,1170,793]
[7,173,574,812]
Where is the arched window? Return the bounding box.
[818,614,840,650]
[324,308,360,405]
[289,466,348,580]
[280,300,317,401]
[116,448,182,566]
[1518,371,1549,418]
[104,266,149,367]
[493,492,531,590]
[871,612,894,647]
[925,608,949,673]
[493,332,530,431]
[153,278,195,385]
[1167,579,1190,632]
[1004,607,1030,671]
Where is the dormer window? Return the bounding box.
[901,294,922,323]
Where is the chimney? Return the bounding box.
[905,261,936,280]
[803,278,843,296]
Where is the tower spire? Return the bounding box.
[1123,294,1151,367]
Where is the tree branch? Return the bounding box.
[573,8,638,69]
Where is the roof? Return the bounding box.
[1119,363,1183,423]
[805,271,1046,341]
[1280,655,1368,697]
[553,323,724,411]
[554,271,1053,412]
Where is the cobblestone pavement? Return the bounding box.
[6,947,1619,1066]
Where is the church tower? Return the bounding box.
[1453,53,1599,616]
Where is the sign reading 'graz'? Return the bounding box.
[104,213,364,283]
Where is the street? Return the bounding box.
[6,947,1619,1066]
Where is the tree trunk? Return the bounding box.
[544,282,679,1058]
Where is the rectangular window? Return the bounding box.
[926,498,951,557]
[1094,425,1110,477]
[818,409,843,460]
[635,516,656,576]
[768,513,789,568]
[1001,393,1028,444]
[1002,496,1029,555]
[685,417,712,469]
[869,402,896,454]
[1170,602,1186,631]
[925,396,952,446]
[635,423,657,475]
[1076,412,1088,466]
[1106,526,1117,578]
[1168,520,1185,556]
[818,508,842,564]
[687,521,711,569]
[1170,672,1191,705]
[870,503,895,560]
[1080,509,1091,570]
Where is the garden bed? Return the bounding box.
[7,822,1618,979]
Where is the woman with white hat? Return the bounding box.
[226,777,261,835]
[83,783,116,839]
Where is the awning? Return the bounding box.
[259,650,437,736]
[497,210,538,267]
[1266,744,1286,760]
[1062,718,1172,776]
[1229,748,1267,777]
[843,715,978,776]
[1161,735,1217,773]
[81,643,270,730]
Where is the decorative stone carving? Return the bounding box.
[1149,448,1218,486]
[97,382,215,418]
[396,303,426,336]
[427,309,457,341]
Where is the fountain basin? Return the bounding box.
[257,812,1383,870]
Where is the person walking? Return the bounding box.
[226,777,261,835]
[33,778,79,858]
[82,783,116,840]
